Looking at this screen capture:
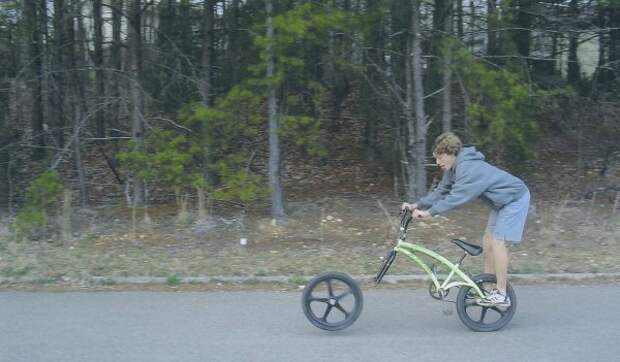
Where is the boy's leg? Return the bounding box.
[491,237,509,292]
[480,190,529,305]
[489,190,529,294]
[482,231,495,274]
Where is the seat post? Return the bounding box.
[456,253,467,266]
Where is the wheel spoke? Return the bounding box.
[303,273,362,331]
[456,276,515,332]
[490,306,507,316]
[334,303,350,318]
[464,300,478,308]
[309,297,329,303]
[321,304,333,321]
[479,307,489,323]
[326,280,334,297]
[335,290,351,300]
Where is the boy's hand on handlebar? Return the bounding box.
[401,202,418,211]
[412,209,431,219]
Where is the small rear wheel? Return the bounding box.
[301,272,363,331]
[456,273,516,332]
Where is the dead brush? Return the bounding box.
[535,195,579,248]
[536,192,619,250]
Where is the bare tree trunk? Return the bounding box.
[62,188,73,243]
[104,0,124,186]
[93,0,106,138]
[412,0,427,199]
[200,0,214,106]
[110,0,123,135]
[24,0,46,160]
[442,0,453,132]
[608,5,620,79]
[511,0,534,59]
[362,0,385,162]
[73,99,87,207]
[196,186,208,222]
[74,2,89,206]
[128,0,145,207]
[567,34,580,86]
[550,16,559,76]
[406,0,428,200]
[265,0,287,225]
[567,0,581,87]
[487,0,498,56]
[200,0,215,201]
[456,0,464,39]
[7,156,14,215]
[52,0,67,149]
[39,0,51,147]
[228,0,240,87]
[325,0,338,129]
[405,14,416,200]
[596,5,606,71]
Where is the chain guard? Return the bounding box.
[429,282,450,300]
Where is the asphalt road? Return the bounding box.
[1,284,619,362]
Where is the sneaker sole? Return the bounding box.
[475,299,511,308]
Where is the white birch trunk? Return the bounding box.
[129,0,145,208]
[442,0,453,132]
[412,0,427,199]
[265,0,287,225]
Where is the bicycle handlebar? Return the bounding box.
[399,209,413,240]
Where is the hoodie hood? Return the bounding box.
[455,146,485,167]
[417,144,528,215]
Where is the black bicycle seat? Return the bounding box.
[451,239,483,256]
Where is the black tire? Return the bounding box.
[301,272,363,331]
[456,273,517,332]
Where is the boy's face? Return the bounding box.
[434,153,456,171]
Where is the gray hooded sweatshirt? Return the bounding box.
[416,146,528,216]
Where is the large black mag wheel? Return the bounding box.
[301,272,363,331]
[456,273,517,332]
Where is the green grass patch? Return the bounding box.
[34,277,57,285]
[511,261,545,274]
[166,275,182,286]
[254,270,268,277]
[1,265,32,277]
[100,278,117,286]
[287,275,306,286]
[81,233,99,243]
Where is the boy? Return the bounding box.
[402,132,530,306]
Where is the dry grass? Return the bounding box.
[0,194,618,287]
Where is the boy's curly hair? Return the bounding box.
[432,132,462,156]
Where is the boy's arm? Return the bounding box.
[427,166,486,216]
[415,172,453,209]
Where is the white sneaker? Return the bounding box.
[478,288,511,307]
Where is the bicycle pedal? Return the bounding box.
[475,298,489,306]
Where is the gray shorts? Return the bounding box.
[486,190,531,244]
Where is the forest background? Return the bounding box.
[0,0,619,288]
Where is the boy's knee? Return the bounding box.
[483,232,494,246]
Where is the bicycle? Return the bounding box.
[301,208,517,332]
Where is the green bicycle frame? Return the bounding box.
[394,240,485,298]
